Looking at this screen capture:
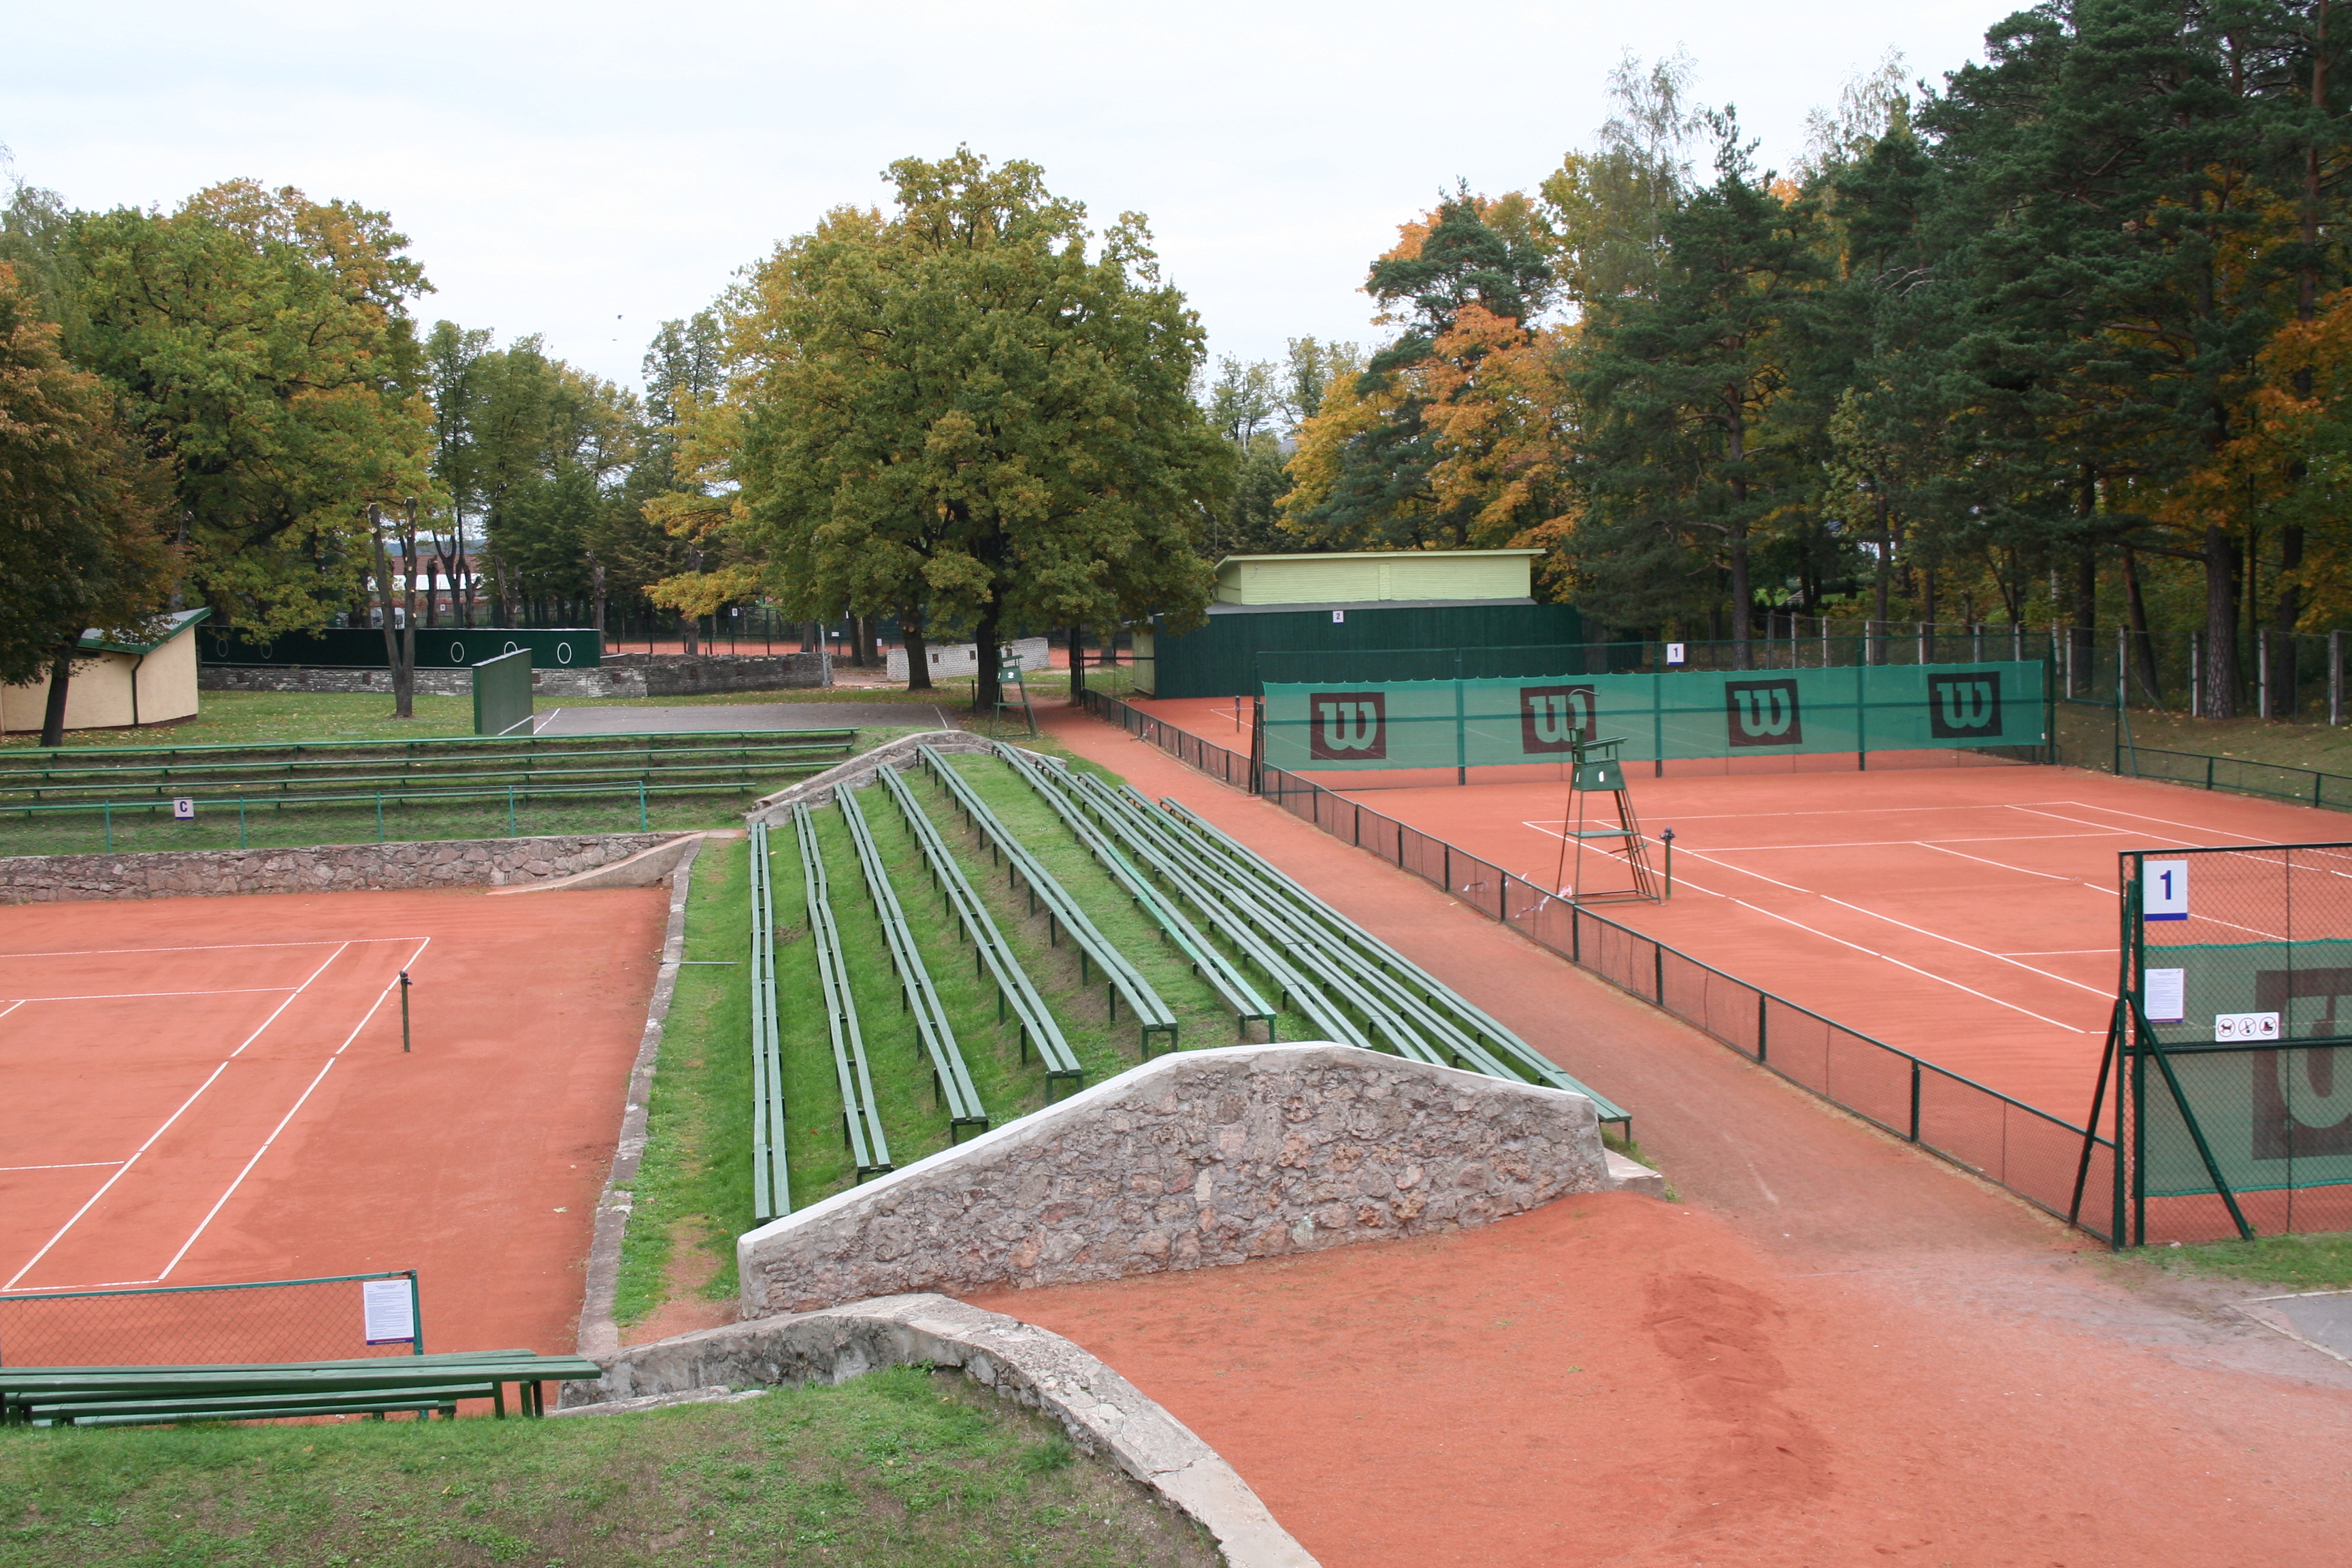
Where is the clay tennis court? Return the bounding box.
[1126,693,2349,1126]
[0,886,666,1354]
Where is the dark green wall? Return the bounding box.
[1143,602,1587,698]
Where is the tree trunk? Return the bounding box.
[370,506,416,720]
[973,597,1006,713]
[2124,549,2162,705]
[39,648,74,747]
[589,554,607,633]
[1068,625,1085,695]
[2072,538,2098,698]
[1729,523,1752,672]
[2204,525,2240,719]
[2275,524,2304,717]
[900,607,933,691]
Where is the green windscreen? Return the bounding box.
[1260,661,2046,770]
[472,648,534,736]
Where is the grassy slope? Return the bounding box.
[0,719,934,858]
[2128,709,2352,776]
[772,753,1316,1213]
[0,1365,1216,1568]
[2152,1232,2352,1291]
[612,837,755,1326]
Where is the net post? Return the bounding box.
[400,970,411,1052]
[1908,1058,1921,1141]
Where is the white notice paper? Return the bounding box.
[2144,968,2185,1024]
[363,1278,416,1346]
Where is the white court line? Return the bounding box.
[154,938,432,1283]
[1914,841,2076,881]
[1694,833,2121,853]
[0,1162,123,1173]
[1725,898,2090,1033]
[0,937,425,961]
[0,1000,20,1023]
[1,941,353,1290]
[7,987,296,1003]
[1522,823,2096,1030]
[1816,896,2111,997]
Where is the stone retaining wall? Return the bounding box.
[738,1042,1612,1316]
[199,651,831,700]
[0,832,674,904]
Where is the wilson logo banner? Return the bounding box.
[1260,661,2046,772]
[1308,691,1387,760]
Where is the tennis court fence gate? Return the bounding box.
[1080,687,2119,1242]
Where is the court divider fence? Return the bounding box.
[1080,686,2119,1241]
[0,1271,422,1367]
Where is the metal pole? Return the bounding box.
[399,970,411,1051]
[1661,828,1674,898]
[103,804,111,852]
[2334,630,2343,727]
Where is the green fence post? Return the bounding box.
[238,801,246,849]
[376,794,385,843]
[508,785,516,837]
[638,781,648,832]
[103,804,112,852]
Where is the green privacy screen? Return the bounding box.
[1261,660,2046,771]
[472,648,534,736]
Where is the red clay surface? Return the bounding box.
[1130,693,2347,1125]
[1011,697,2352,1568]
[0,887,667,1357]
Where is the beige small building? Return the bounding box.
[1,608,211,737]
[1211,548,1543,607]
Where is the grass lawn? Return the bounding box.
[0,1365,1218,1568]
[772,753,1318,1213]
[613,836,756,1326]
[2149,1231,2352,1292]
[2127,708,2352,777]
[615,745,1318,1323]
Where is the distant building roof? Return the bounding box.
[77,606,212,656]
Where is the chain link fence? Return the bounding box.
[1080,687,2117,1240]
[0,1272,421,1367]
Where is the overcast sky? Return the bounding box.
[10,1,2014,394]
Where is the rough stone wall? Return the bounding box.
[738,1043,1607,1316]
[199,652,830,699]
[0,832,674,904]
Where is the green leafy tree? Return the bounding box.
[1571,114,1827,662]
[62,181,433,636]
[1284,191,1554,549]
[723,149,1227,706]
[0,262,175,744]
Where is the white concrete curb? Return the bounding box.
[563,1292,1319,1567]
[575,833,704,1358]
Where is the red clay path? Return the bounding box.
[970,698,2352,1568]
[0,887,667,1358]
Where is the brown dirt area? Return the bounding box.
[958,700,2352,1568]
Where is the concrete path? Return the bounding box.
[533,701,960,734]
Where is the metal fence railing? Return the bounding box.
[1079,687,2117,1239]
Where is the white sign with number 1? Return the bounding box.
[2142,860,2188,921]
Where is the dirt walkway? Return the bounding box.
[968,702,2352,1567]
